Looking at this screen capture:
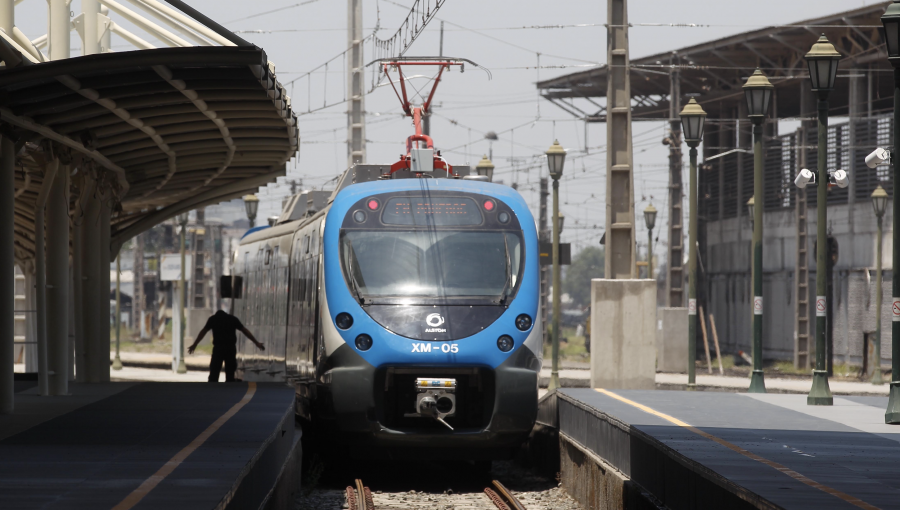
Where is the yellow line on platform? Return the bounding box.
[112,382,258,510]
[595,388,880,510]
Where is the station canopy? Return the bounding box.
[0,44,298,257]
[537,2,893,121]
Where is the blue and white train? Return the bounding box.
[231,168,541,459]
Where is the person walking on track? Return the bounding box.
[187,309,264,382]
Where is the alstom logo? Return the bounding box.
[425,313,446,332]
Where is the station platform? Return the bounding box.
[0,380,298,510]
[550,388,900,510]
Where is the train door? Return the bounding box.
[286,233,303,377]
[306,227,320,372]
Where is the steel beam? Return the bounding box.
[604,0,636,279]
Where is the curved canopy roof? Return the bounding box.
[537,2,892,121]
[0,45,297,258]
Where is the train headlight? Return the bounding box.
[497,335,514,352]
[515,314,532,331]
[355,334,373,351]
[335,312,353,330]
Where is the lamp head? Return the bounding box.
[475,154,495,181]
[882,1,900,65]
[872,184,890,217]
[545,139,566,180]
[643,203,657,231]
[805,34,841,95]
[742,69,774,120]
[679,98,707,146]
[243,194,259,220]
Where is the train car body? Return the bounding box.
[232,174,541,459]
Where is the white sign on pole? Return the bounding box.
[160,253,192,281]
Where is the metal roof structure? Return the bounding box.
[0,2,298,260]
[537,2,893,121]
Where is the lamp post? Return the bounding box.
[805,35,840,406]
[176,212,189,374]
[546,140,567,392]
[112,253,122,371]
[244,194,259,229]
[872,185,889,386]
[644,204,657,279]
[743,68,774,393]
[881,0,900,423]
[484,131,498,161]
[680,98,707,387]
[475,155,495,182]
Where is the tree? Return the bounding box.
[564,246,604,308]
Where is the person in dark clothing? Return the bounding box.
[188,310,264,382]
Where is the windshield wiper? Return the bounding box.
[345,239,366,304]
[499,235,511,305]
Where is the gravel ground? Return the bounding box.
[295,460,583,510]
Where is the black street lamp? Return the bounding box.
[872,185,889,386]
[644,204,657,279]
[805,34,840,406]
[475,155,495,182]
[244,194,259,229]
[743,68,774,394]
[881,0,900,424]
[680,98,707,387]
[546,140,566,392]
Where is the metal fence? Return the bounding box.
[701,115,894,220]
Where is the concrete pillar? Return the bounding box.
[79,191,102,382]
[46,167,69,395]
[48,0,70,61]
[0,136,15,414]
[81,0,100,55]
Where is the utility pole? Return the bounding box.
[604,0,636,279]
[423,22,444,138]
[347,0,366,167]
[666,66,684,306]
[539,178,549,347]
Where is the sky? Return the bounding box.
[11,0,876,263]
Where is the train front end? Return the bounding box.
[318,179,541,459]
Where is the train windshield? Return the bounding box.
[340,230,523,304]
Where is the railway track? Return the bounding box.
[345,479,528,510]
[484,480,528,510]
[345,479,375,510]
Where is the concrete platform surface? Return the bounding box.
[559,388,900,509]
[0,382,296,509]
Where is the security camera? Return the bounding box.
[832,169,850,189]
[866,148,890,169]
[794,168,815,189]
